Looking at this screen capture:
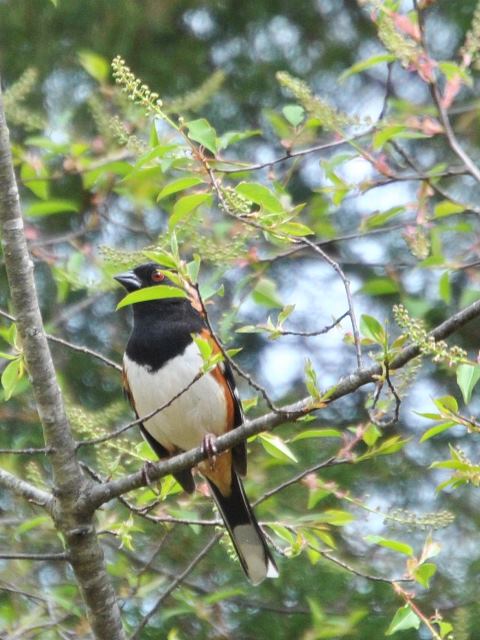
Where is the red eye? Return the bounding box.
[152,271,165,283]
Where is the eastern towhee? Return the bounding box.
[115,262,278,584]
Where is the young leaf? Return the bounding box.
[259,433,298,463]
[433,200,466,218]
[157,176,204,201]
[364,535,413,556]
[385,605,420,635]
[456,363,480,405]
[282,104,305,127]
[116,285,188,310]
[186,118,218,155]
[78,50,110,83]
[339,53,396,81]
[25,199,79,217]
[276,221,313,236]
[235,182,283,213]
[1,358,23,401]
[169,193,212,229]
[251,278,283,308]
[420,421,456,443]
[360,314,385,343]
[292,428,342,442]
[21,162,49,200]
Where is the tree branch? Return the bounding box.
[0,467,53,510]
[89,296,480,508]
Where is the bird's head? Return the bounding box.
[114,262,176,293]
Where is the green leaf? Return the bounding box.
[218,129,261,150]
[282,104,305,127]
[434,395,458,413]
[235,182,284,213]
[364,535,413,556]
[361,278,399,295]
[339,53,396,81]
[456,364,480,405]
[385,605,420,635]
[251,278,283,308]
[317,509,355,526]
[15,515,51,536]
[438,61,473,85]
[169,193,212,229]
[83,161,132,189]
[1,358,23,401]
[157,176,204,200]
[373,126,427,150]
[259,433,298,463]
[433,200,466,218]
[276,221,314,236]
[21,162,49,200]
[78,50,110,83]
[25,199,79,217]
[116,285,188,310]
[142,250,178,269]
[362,206,405,229]
[363,423,381,446]
[49,0,58,6]
[438,271,451,304]
[0,351,18,361]
[186,118,218,154]
[420,421,456,442]
[292,428,342,442]
[360,314,385,343]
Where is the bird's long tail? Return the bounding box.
[207,471,278,585]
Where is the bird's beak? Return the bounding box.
[114,270,141,291]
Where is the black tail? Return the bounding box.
[207,472,278,585]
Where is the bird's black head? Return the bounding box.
[114,262,176,293]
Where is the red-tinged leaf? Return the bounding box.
[412,53,437,83]
[441,75,462,110]
[391,12,421,42]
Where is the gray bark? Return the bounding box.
[0,78,126,640]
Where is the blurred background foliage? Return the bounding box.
[1,0,480,638]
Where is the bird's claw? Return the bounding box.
[202,433,218,470]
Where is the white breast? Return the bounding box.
[124,342,228,452]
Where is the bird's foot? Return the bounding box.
[201,433,218,470]
[141,460,156,487]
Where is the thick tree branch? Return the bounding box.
[0,80,125,640]
[90,297,480,508]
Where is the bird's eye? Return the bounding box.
[151,271,165,283]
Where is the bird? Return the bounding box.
[114,262,278,585]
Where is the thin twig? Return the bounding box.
[277,311,349,337]
[0,447,52,454]
[0,308,121,371]
[129,533,222,640]
[0,552,68,561]
[219,131,372,174]
[318,548,412,585]
[0,582,48,603]
[393,581,443,640]
[298,236,362,369]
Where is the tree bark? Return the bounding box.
[0,78,126,640]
